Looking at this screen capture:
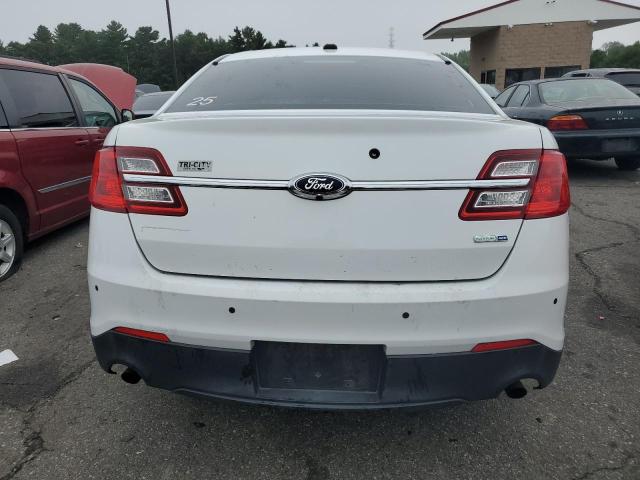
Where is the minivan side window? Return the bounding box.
[0,103,7,128]
[0,69,78,128]
[68,78,118,127]
[494,86,516,107]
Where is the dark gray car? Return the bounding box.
[132,91,175,119]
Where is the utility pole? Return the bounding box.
[388,27,395,49]
[165,0,179,88]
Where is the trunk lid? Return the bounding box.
[549,99,640,130]
[117,111,540,281]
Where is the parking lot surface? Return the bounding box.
[1,159,639,480]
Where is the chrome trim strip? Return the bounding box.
[38,175,92,194]
[351,179,530,190]
[9,127,83,131]
[122,174,530,190]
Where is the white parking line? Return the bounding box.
[0,349,18,367]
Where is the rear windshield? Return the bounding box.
[164,56,494,114]
[539,79,639,103]
[606,72,640,87]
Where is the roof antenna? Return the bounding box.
[389,27,395,49]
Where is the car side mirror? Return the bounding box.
[121,109,134,122]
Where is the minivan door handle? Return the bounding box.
[75,139,90,146]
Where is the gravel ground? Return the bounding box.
[1,158,639,480]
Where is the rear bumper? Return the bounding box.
[88,209,569,356]
[553,128,640,159]
[93,330,562,409]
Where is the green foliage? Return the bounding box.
[0,21,293,89]
[591,41,640,69]
[441,49,470,71]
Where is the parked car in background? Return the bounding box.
[0,57,133,281]
[562,68,640,96]
[479,83,500,99]
[135,83,162,99]
[133,91,175,119]
[88,47,569,409]
[495,77,640,170]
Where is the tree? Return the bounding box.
[1,22,292,87]
[26,25,54,63]
[591,41,640,68]
[52,23,84,64]
[127,27,161,84]
[441,49,470,71]
[97,21,128,69]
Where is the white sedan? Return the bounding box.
[87,46,569,409]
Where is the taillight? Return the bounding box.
[459,149,570,221]
[89,148,126,213]
[524,150,570,219]
[547,114,589,131]
[89,147,187,216]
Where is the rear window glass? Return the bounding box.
[134,92,174,112]
[606,72,640,87]
[165,56,494,114]
[0,69,78,128]
[539,79,639,104]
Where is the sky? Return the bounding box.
[1,0,639,54]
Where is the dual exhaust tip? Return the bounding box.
[117,365,529,400]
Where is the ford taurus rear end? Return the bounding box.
[88,48,569,409]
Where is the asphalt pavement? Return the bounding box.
[1,158,639,480]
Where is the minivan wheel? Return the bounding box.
[0,205,23,282]
[615,157,640,171]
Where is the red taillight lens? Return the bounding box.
[89,148,126,213]
[525,150,570,219]
[113,326,170,342]
[89,146,187,216]
[459,149,569,221]
[547,114,589,131]
[471,339,537,353]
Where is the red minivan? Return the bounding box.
[0,57,133,281]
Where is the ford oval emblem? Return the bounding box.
[288,173,352,201]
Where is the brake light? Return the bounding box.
[113,326,170,342]
[89,147,187,216]
[525,150,570,219]
[459,149,570,221]
[472,339,537,353]
[547,114,589,131]
[89,148,126,213]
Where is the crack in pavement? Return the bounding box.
[0,358,96,480]
[572,451,637,480]
[571,201,640,321]
[571,201,640,241]
[574,242,632,318]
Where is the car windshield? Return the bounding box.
[164,55,494,114]
[133,92,175,112]
[539,79,639,103]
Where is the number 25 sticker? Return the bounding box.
[187,96,217,106]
